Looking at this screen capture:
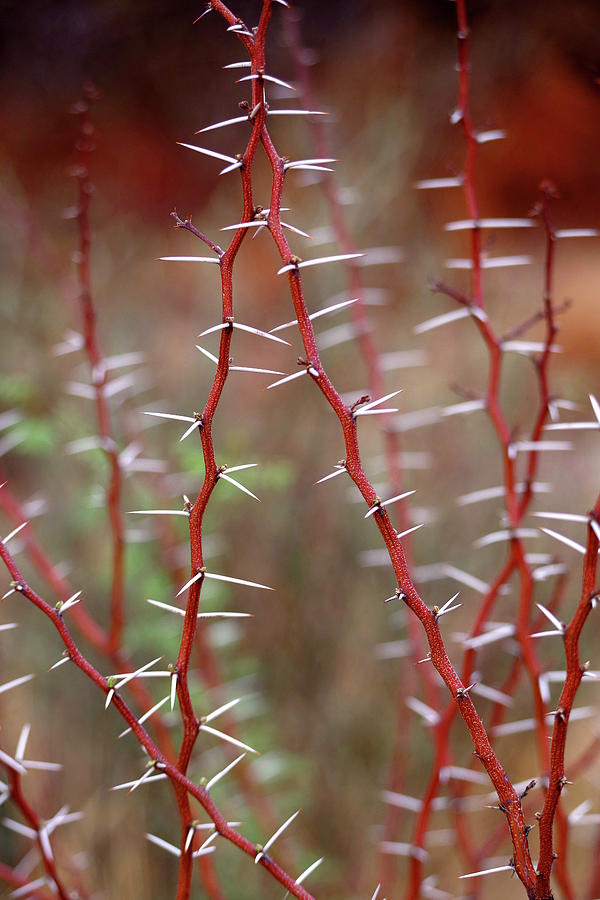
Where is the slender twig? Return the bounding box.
[71,86,126,653]
[0,539,315,900]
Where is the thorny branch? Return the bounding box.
[280,11,439,885]
[226,0,537,895]
[0,2,598,899]
[0,539,315,900]
[0,758,73,900]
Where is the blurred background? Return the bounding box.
[1,1,600,897]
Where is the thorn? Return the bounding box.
[433,592,461,621]
[519,779,537,800]
[459,863,514,879]
[170,670,178,711]
[384,588,407,603]
[254,809,301,864]
[177,143,239,165]
[205,753,246,792]
[456,682,476,700]
[364,490,416,518]
[277,253,364,275]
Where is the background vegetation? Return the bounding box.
[1,1,599,897]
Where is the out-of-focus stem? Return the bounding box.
[71,88,126,653]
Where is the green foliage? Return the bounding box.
[12,417,56,456]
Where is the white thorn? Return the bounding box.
[128,509,189,517]
[203,698,241,724]
[459,864,514,879]
[237,73,295,91]
[436,592,461,618]
[196,115,248,133]
[555,229,599,238]
[268,109,327,117]
[364,490,416,518]
[444,218,534,231]
[158,256,220,264]
[270,298,358,334]
[0,749,27,775]
[205,753,246,791]
[218,472,260,502]
[414,176,463,190]
[474,528,539,548]
[143,411,195,424]
[2,522,28,545]
[445,255,532,269]
[354,390,402,414]
[532,511,588,523]
[540,527,587,555]
[179,420,201,442]
[0,674,35,696]
[396,523,425,540]
[266,370,308,390]
[219,160,243,175]
[196,345,220,365]
[113,657,164,691]
[146,833,181,857]
[475,129,507,143]
[284,157,336,170]
[232,322,291,346]
[315,466,346,485]
[177,142,238,164]
[277,253,364,275]
[406,697,440,726]
[118,696,170,739]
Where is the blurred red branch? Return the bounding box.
[280,11,437,884]
[0,3,597,899]
[0,538,315,900]
[71,86,126,653]
[1,760,74,900]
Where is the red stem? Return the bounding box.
[72,91,126,653]
[3,763,74,900]
[0,539,315,900]
[254,21,538,892]
[535,495,600,897]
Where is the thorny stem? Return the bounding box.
[172,2,300,897]
[280,9,437,882]
[406,554,514,886]
[232,1,589,895]
[0,481,179,763]
[107,283,288,860]
[402,2,556,893]
[404,3,599,895]
[0,111,233,891]
[280,10,411,531]
[265,154,537,893]
[587,829,600,900]
[1,4,597,899]
[0,861,54,900]
[1,762,73,900]
[0,540,315,900]
[0,51,298,900]
[212,0,540,893]
[453,580,569,877]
